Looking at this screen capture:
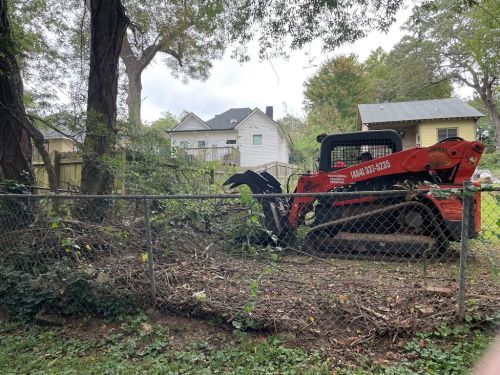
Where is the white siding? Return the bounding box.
[170,130,237,148]
[170,110,290,167]
[236,111,288,167]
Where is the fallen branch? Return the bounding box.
[360,306,390,321]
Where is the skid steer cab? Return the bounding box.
[224,130,485,258]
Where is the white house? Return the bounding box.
[168,106,291,168]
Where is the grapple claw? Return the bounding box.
[223,170,282,194]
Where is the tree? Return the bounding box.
[469,96,498,151]
[407,0,500,149]
[120,0,229,127]
[0,0,58,192]
[277,114,308,164]
[0,0,32,185]
[364,42,453,102]
[119,0,408,126]
[0,0,78,192]
[80,0,128,196]
[304,55,374,133]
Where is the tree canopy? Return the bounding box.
[304,55,373,132]
[406,0,500,149]
[120,0,231,126]
[364,40,453,102]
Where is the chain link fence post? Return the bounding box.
[143,198,156,305]
[458,179,472,321]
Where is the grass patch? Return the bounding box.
[339,325,492,374]
[0,318,330,375]
[479,192,499,243]
[0,316,494,374]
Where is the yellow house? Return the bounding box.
[32,127,84,192]
[357,98,483,149]
[32,127,82,161]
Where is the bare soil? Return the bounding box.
[91,229,499,365]
[2,218,497,365]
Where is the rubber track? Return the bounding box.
[302,201,450,260]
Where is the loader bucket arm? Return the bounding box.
[289,138,485,228]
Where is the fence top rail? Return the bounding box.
[0,187,494,200]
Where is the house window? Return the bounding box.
[180,141,189,148]
[198,140,206,148]
[437,128,458,142]
[226,139,236,145]
[253,134,262,145]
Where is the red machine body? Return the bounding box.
[290,138,484,232]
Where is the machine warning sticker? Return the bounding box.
[350,160,391,179]
[428,148,451,167]
[329,174,346,184]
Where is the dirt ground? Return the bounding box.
[89,229,499,365]
[2,216,498,365]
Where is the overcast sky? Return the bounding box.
[140,4,468,123]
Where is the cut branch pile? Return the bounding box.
[1,220,498,362]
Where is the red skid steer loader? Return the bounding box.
[224,130,485,258]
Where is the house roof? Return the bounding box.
[170,108,253,132]
[358,98,483,125]
[171,113,210,131]
[41,124,85,142]
[205,108,252,130]
[169,107,292,146]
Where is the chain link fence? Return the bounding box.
[0,186,498,353]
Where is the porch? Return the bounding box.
[178,146,240,165]
[364,123,419,149]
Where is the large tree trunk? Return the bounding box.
[0,0,33,188]
[0,0,57,192]
[125,66,142,127]
[478,82,500,151]
[485,101,500,151]
[484,89,500,151]
[80,0,128,196]
[120,36,147,128]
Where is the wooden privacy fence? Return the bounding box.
[33,152,297,193]
[32,151,126,194]
[33,151,82,193]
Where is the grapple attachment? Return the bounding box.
[223,170,290,236]
[223,170,282,193]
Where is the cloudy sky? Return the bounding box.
[139,4,435,123]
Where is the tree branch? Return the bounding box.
[120,34,140,69]
[161,47,183,66]
[26,113,83,143]
[0,104,58,192]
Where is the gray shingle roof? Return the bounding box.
[358,98,483,125]
[41,125,85,142]
[205,108,252,130]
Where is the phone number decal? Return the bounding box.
[350,160,391,179]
